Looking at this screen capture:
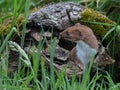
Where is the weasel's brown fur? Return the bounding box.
[60,23,99,69]
[60,23,98,51]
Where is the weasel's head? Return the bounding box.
[60,23,94,42]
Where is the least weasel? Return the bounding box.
[60,23,99,69]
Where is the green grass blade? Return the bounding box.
[102,27,115,41]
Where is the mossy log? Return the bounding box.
[0,2,120,57]
[1,2,119,39]
[27,2,120,56]
[1,2,118,77]
[0,2,117,37]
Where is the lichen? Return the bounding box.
[80,8,116,38]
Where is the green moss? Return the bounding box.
[0,15,24,36]
[80,8,116,38]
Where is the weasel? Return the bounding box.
[60,23,99,70]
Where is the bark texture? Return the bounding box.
[27,2,84,30]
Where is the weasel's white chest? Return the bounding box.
[76,41,97,67]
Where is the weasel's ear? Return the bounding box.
[75,23,81,26]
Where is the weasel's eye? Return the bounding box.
[66,31,70,36]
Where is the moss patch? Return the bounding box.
[80,8,116,38]
[0,14,24,36]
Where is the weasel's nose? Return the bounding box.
[60,31,70,37]
[60,32,66,38]
[60,32,64,37]
[60,32,62,36]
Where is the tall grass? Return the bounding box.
[0,0,120,90]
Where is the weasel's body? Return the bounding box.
[60,23,98,69]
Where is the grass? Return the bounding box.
[0,0,120,90]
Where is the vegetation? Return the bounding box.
[0,0,120,90]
